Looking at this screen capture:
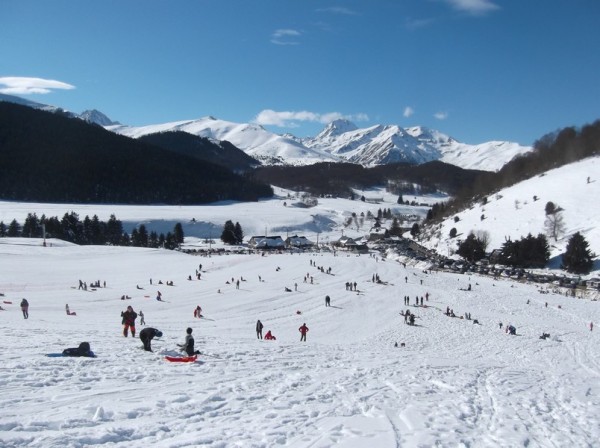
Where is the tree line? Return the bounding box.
[0,212,184,250]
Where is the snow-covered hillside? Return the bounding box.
[0,234,598,447]
[423,156,600,266]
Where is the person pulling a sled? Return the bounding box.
[140,327,162,352]
[121,305,138,337]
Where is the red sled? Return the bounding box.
[165,355,197,363]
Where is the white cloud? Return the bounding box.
[443,0,500,15]
[271,29,301,45]
[403,106,414,118]
[316,7,358,16]
[254,109,368,127]
[0,76,75,95]
[434,111,448,120]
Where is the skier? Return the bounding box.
[325,295,331,307]
[139,327,162,352]
[299,323,309,342]
[179,327,200,356]
[256,319,264,339]
[20,298,29,319]
[121,305,138,337]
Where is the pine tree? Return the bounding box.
[456,232,485,262]
[221,220,237,244]
[173,223,184,246]
[410,223,420,238]
[234,222,244,244]
[389,218,403,237]
[562,232,595,274]
[7,219,21,237]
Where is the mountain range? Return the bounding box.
[0,93,531,171]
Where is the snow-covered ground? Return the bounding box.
[423,156,600,270]
[1,235,599,447]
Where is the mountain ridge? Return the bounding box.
[0,93,532,171]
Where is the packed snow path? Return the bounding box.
[1,240,598,447]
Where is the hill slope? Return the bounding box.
[0,239,598,446]
[0,102,272,204]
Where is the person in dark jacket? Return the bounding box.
[20,298,29,319]
[325,295,331,307]
[256,319,264,339]
[179,327,200,356]
[121,306,138,337]
[139,327,162,352]
[63,342,95,357]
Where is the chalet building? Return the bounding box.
[285,235,314,249]
[247,235,285,249]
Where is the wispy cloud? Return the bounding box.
[434,111,448,120]
[271,29,301,45]
[0,76,75,95]
[403,106,415,118]
[404,17,436,30]
[254,109,368,127]
[316,7,358,16]
[443,0,500,15]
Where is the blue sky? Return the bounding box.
[1,0,599,144]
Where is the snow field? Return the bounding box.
[1,239,599,447]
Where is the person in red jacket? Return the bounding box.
[121,306,138,337]
[299,323,309,342]
[264,330,276,340]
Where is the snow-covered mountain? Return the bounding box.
[110,117,532,171]
[0,93,532,170]
[107,118,338,166]
[80,109,119,126]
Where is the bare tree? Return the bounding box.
[544,209,566,241]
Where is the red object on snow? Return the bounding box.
[165,355,197,363]
[264,331,276,340]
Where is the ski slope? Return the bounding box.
[1,238,598,447]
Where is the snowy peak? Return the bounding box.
[80,109,119,126]
[315,119,358,139]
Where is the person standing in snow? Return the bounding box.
[121,305,138,337]
[139,327,162,352]
[20,298,29,319]
[139,310,145,325]
[256,319,264,339]
[299,323,309,342]
[591,322,594,332]
[325,295,331,307]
